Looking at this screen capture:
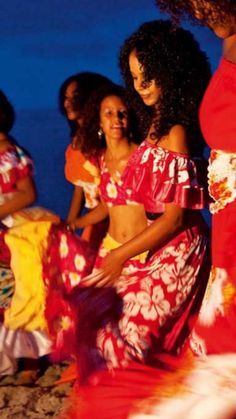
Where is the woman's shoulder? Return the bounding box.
[160,125,189,155]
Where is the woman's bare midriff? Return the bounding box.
[108,204,147,244]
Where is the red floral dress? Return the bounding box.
[44,142,209,381]
[191,57,236,355]
[93,142,209,369]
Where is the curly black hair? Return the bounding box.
[119,19,212,156]
[59,72,112,137]
[155,0,236,27]
[79,83,142,158]
[0,90,15,133]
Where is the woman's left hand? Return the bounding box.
[81,250,124,288]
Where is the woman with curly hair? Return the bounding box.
[120,6,236,418]
[57,22,212,419]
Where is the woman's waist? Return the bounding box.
[102,233,148,262]
[108,221,147,244]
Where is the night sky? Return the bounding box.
[1,0,221,110]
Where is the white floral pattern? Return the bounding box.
[59,234,69,258]
[208,149,236,214]
[74,254,86,271]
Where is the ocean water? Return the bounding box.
[12,108,73,220]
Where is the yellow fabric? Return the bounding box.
[4,216,53,332]
[103,234,148,263]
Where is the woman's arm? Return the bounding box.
[82,125,189,286]
[67,185,84,223]
[0,176,36,220]
[82,203,185,287]
[69,200,108,230]
[224,34,236,64]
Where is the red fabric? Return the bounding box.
[60,362,171,419]
[43,225,97,362]
[0,144,33,194]
[0,229,11,265]
[122,141,209,213]
[211,200,236,270]
[200,57,236,271]
[200,58,236,153]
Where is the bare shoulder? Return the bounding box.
[167,125,189,154]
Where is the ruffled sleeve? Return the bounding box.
[123,141,209,213]
[64,145,101,209]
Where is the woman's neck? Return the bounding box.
[105,137,132,160]
[0,133,10,151]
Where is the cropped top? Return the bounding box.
[64,144,100,209]
[122,140,208,213]
[98,152,138,207]
[0,144,33,198]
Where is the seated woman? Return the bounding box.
[45,64,209,417]
[43,83,142,370]
[0,90,58,380]
[60,72,112,248]
[56,21,212,418]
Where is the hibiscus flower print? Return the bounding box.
[152,285,170,321]
[119,317,149,357]
[74,254,86,272]
[60,315,72,331]
[69,272,81,287]
[106,182,118,199]
[60,234,69,258]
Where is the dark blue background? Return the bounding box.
[1,1,221,219]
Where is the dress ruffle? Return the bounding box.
[123,141,208,213]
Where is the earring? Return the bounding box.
[98,128,104,139]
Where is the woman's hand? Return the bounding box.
[81,249,124,288]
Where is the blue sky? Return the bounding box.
[1,0,221,111]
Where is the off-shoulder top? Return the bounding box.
[122,140,208,213]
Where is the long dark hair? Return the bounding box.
[120,20,211,156]
[0,90,15,133]
[80,83,142,158]
[59,72,112,138]
[155,0,236,27]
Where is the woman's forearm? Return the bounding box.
[74,201,108,229]
[67,185,84,223]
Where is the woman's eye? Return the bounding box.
[118,110,128,119]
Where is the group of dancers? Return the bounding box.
[0,1,236,417]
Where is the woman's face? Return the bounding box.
[129,50,161,106]
[99,95,129,142]
[63,81,81,122]
[190,0,236,38]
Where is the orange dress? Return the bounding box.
[65,144,107,248]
